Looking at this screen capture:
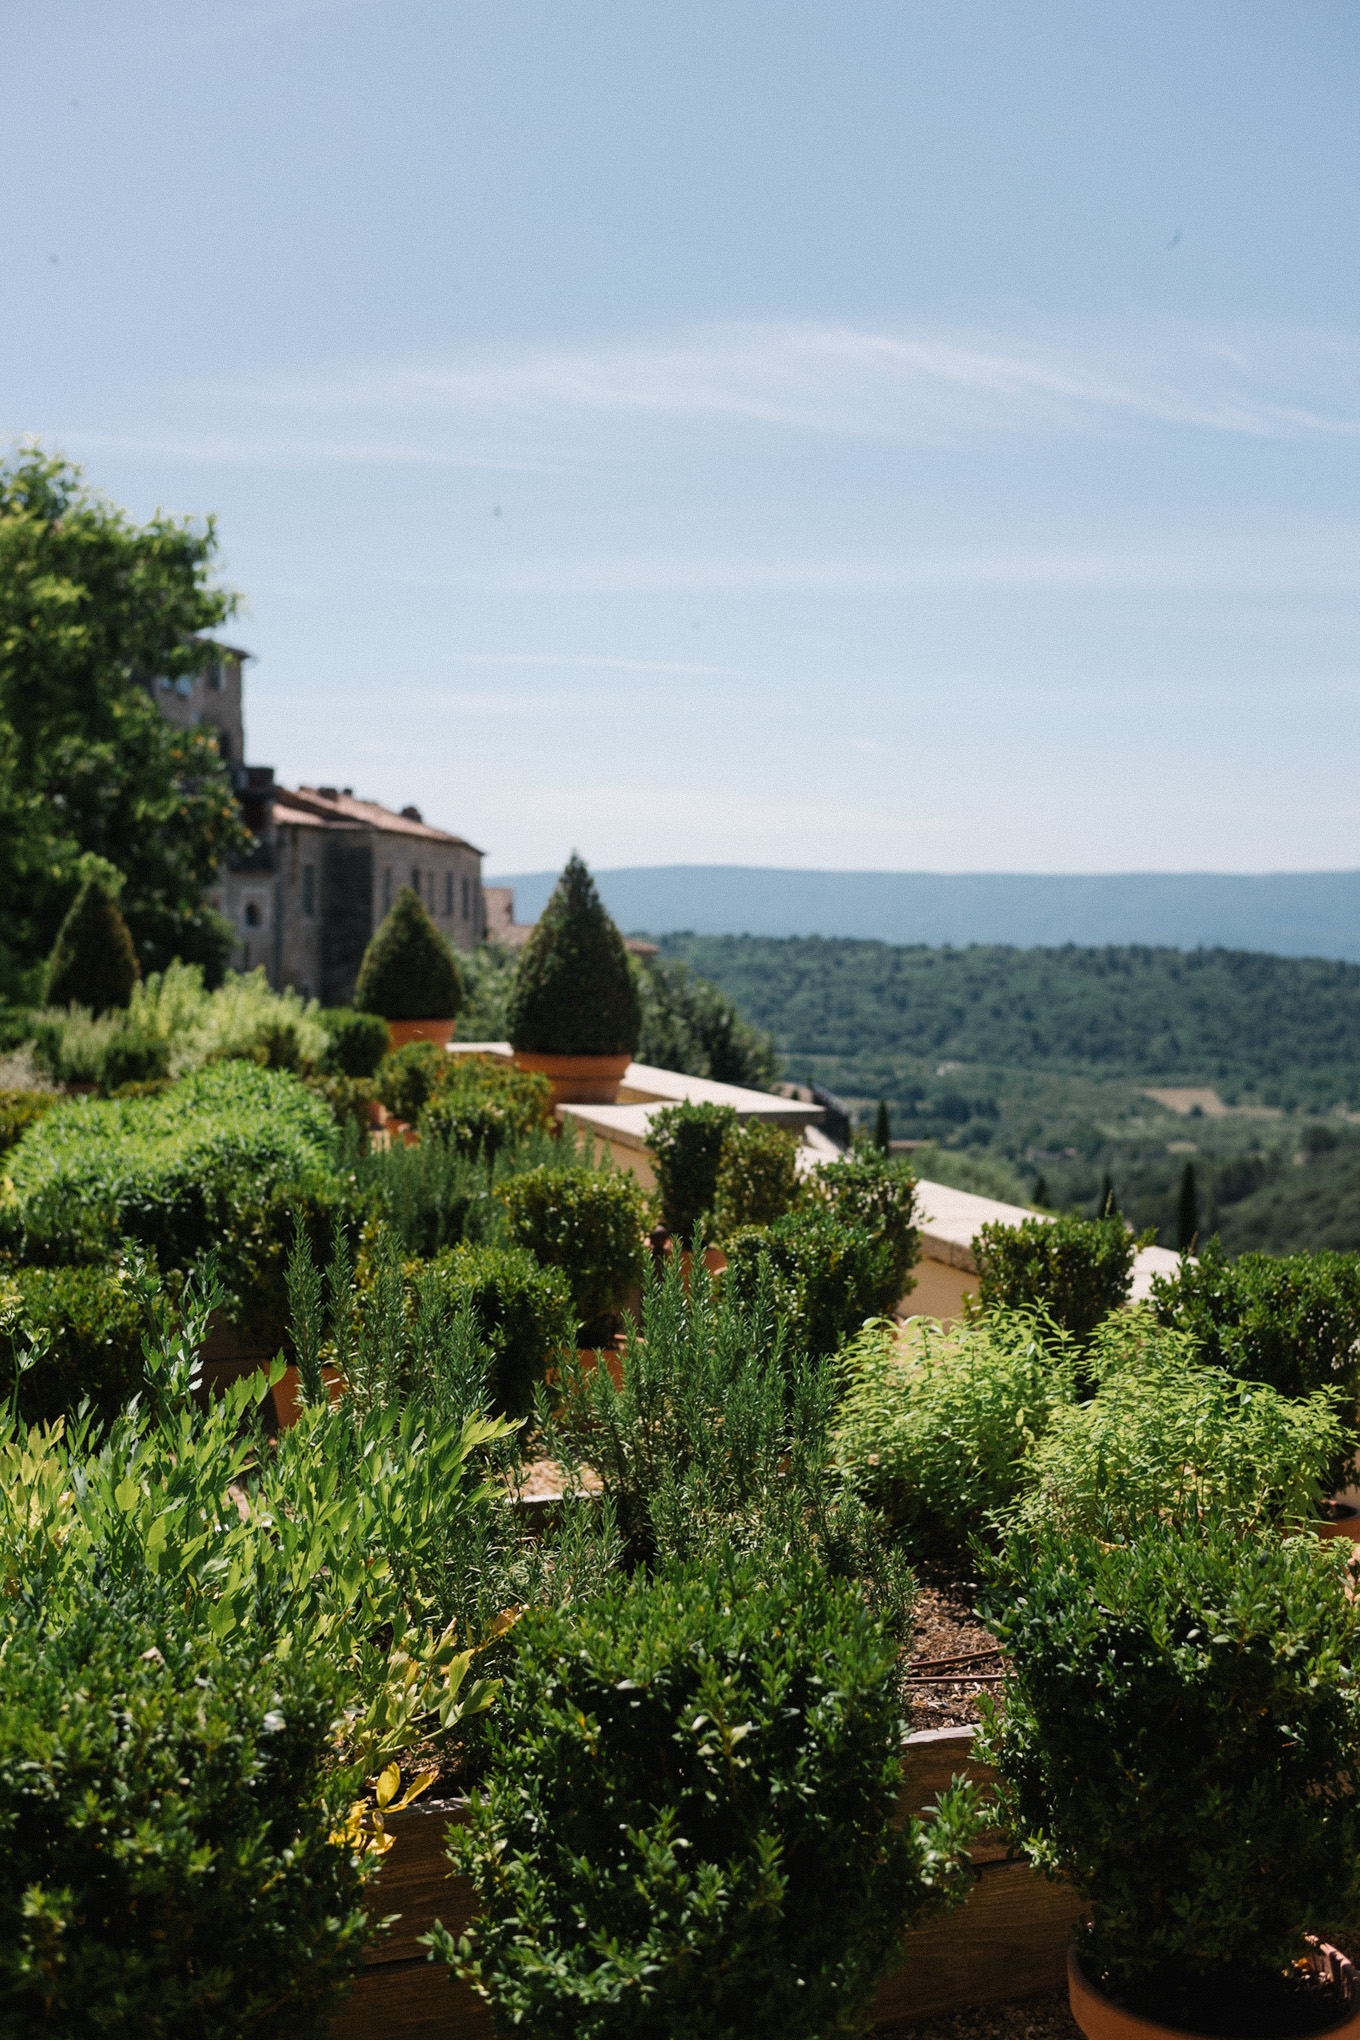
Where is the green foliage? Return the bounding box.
[42,873,138,1013]
[0,1605,371,2039]
[723,1208,895,1360]
[873,1099,891,1151]
[1151,1241,1360,1405]
[354,887,464,1022]
[419,1054,553,1159]
[974,1213,1139,1345]
[0,448,246,984]
[546,1256,916,1636]
[498,1163,649,1330]
[834,1313,1075,1554]
[713,1119,803,1234]
[657,931,1360,1093]
[452,940,520,1042]
[376,1039,444,1123]
[1,1062,339,1281]
[1176,1159,1198,1250]
[812,1149,921,1304]
[438,1555,981,2040]
[506,853,640,1057]
[633,954,779,1088]
[904,1142,1029,1206]
[1012,1310,1349,1539]
[0,1089,55,1154]
[977,1522,1360,2012]
[421,1243,575,1418]
[643,1100,737,1242]
[0,1263,151,1424]
[320,1007,390,1078]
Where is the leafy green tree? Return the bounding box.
[43,872,139,1012]
[0,446,246,989]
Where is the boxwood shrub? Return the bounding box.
[0,1264,151,1425]
[713,1118,803,1234]
[353,886,463,1022]
[642,1099,738,1242]
[505,853,640,1058]
[1150,1240,1360,1403]
[421,1243,574,1416]
[978,1522,1360,2027]
[320,1007,390,1079]
[0,1062,341,1277]
[419,1055,553,1159]
[375,1039,444,1124]
[438,1556,980,2040]
[813,1150,921,1306]
[0,1604,372,2038]
[497,1163,649,1333]
[973,1213,1141,1346]
[723,1207,896,1360]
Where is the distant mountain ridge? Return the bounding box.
[487,867,1360,963]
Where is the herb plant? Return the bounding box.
[497,1162,649,1333]
[1151,1240,1360,1404]
[713,1118,803,1233]
[973,1213,1142,1347]
[642,1098,737,1241]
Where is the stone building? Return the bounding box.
[151,641,485,1005]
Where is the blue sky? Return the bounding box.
[3,1,1357,876]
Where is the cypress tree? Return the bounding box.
[1097,1173,1118,1220]
[1176,1160,1199,1252]
[1032,1174,1049,1208]
[506,853,641,1057]
[43,875,138,1013]
[873,1099,891,1152]
[353,887,463,1020]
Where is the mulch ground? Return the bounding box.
[904,1565,1002,1731]
[888,1989,1081,2040]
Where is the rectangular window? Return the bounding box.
[445,872,453,916]
[461,874,470,919]
[410,866,420,896]
[383,868,392,912]
[207,658,224,691]
[302,865,315,917]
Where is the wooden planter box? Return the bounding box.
[329,1726,1081,2038]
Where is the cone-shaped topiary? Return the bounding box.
[506,854,641,1056]
[353,886,464,1021]
[43,876,139,1013]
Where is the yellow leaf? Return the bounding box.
[391,1766,439,1812]
[482,1604,524,1645]
[375,1761,401,1809]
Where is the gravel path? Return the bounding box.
[887,1989,1081,2040]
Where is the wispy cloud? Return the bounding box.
[202,316,1360,450]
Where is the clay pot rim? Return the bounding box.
[509,1049,633,1074]
[1068,1944,1360,2040]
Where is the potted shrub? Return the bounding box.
[713,1117,803,1234]
[496,1160,649,1346]
[504,853,640,1103]
[353,886,463,1050]
[978,1519,1360,2040]
[643,1098,737,1247]
[431,1555,981,2039]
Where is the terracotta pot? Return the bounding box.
[1316,1500,1360,1545]
[511,1049,631,1105]
[576,1341,626,1391]
[1067,1943,1360,2040]
[385,1018,456,1051]
[271,1364,346,1430]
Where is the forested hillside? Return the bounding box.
[655,934,1360,1255]
[655,935,1360,1101]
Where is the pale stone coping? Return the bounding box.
[909,1177,1185,1294]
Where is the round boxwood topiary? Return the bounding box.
[505,854,640,1057]
[353,887,463,1022]
[43,875,139,1014]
